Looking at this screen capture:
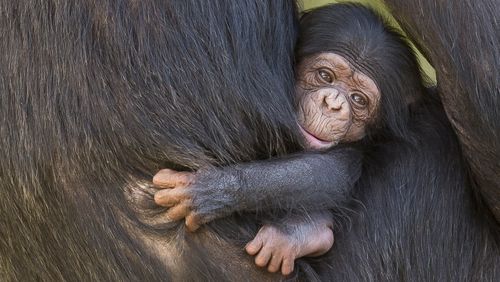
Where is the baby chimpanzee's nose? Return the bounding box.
[323,89,346,112]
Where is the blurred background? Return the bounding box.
[300,0,436,85]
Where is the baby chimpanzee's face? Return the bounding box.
[296,52,381,150]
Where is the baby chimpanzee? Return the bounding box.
[154,3,422,276]
[153,49,380,274]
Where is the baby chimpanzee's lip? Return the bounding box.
[298,124,336,150]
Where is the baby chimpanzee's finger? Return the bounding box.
[165,203,190,221]
[153,169,194,188]
[281,257,294,276]
[154,188,189,207]
[267,254,282,273]
[185,213,201,232]
[245,237,264,256]
[254,246,272,268]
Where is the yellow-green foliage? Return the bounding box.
[300,0,436,85]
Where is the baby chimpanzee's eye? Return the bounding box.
[318,69,333,83]
[350,92,368,107]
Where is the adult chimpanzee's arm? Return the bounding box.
[383,0,500,221]
[153,147,361,230]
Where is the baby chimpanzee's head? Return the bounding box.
[295,3,425,150]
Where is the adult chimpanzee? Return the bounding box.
[0,0,498,282]
[152,3,500,278]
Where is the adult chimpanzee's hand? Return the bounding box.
[153,168,243,232]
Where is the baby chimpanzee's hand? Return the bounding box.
[153,168,243,231]
[245,215,334,276]
[153,169,201,231]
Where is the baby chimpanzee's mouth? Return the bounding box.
[298,124,336,150]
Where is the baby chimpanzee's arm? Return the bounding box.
[153,147,361,231]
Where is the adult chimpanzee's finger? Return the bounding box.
[165,203,190,221]
[154,188,189,207]
[153,169,194,188]
[281,257,294,276]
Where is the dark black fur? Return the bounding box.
[0,1,300,280]
[0,0,498,281]
[383,0,500,222]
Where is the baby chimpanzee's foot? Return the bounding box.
[245,217,333,276]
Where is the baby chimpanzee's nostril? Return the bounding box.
[324,90,343,111]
